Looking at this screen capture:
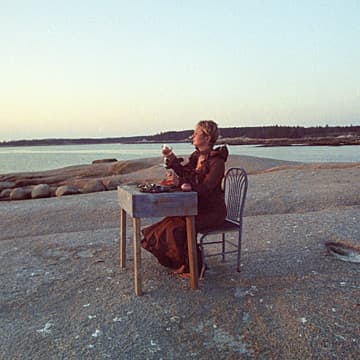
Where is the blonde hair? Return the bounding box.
[197,120,219,146]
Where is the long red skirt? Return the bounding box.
[141,209,226,272]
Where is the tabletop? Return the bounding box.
[117,185,198,218]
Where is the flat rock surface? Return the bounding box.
[1,158,359,359]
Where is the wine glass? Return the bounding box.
[162,144,173,162]
[161,144,173,179]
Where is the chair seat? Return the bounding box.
[198,220,240,236]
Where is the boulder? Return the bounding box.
[81,179,106,193]
[50,186,58,197]
[0,181,16,191]
[0,188,12,199]
[10,187,32,200]
[92,158,118,164]
[102,176,122,190]
[55,185,81,197]
[31,184,51,199]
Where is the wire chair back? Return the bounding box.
[224,168,248,225]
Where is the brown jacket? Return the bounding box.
[167,145,228,216]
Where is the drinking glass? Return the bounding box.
[161,144,173,178]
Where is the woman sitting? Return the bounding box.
[141,120,228,276]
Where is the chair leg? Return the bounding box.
[199,235,207,279]
[199,263,207,279]
[237,230,242,272]
[221,233,225,262]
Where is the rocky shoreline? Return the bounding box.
[1,154,360,202]
[0,155,293,202]
[0,157,161,201]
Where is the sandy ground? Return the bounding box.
[1,156,360,359]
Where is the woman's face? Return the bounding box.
[192,126,210,148]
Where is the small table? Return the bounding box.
[117,185,199,296]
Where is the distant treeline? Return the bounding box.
[151,125,360,141]
[220,125,360,139]
[1,125,359,147]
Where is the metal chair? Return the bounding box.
[198,168,248,276]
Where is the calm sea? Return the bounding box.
[0,143,359,174]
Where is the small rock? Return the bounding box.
[92,329,101,338]
[10,187,32,200]
[32,184,51,199]
[92,158,117,164]
[242,312,250,322]
[170,316,180,323]
[36,321,53,336]
[76,249,95,258]
[55,185,81,197]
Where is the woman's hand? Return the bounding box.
[181,183,192,192]
[166,171,180,186]
[162,144,173,158]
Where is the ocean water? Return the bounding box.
[0,143,359,174]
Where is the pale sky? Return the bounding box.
[1,0,359,140]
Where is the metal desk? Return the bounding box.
[117,185,198,295]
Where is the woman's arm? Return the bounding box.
[189,157,225,197]
[165,152,196,178]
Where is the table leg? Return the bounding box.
[133,217,143,296]
[186,216,198,290]
[120,208,127,269]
